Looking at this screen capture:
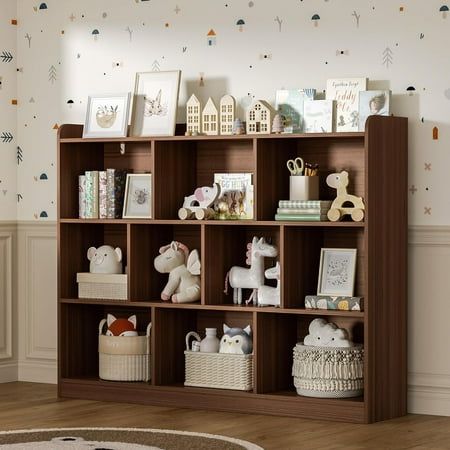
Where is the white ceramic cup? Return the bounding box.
[289,176,319,201]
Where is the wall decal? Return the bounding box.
[336,49,349,56]
[207,29,217,46]
[399,6,404,12]
[69,13,76,21]
[102,12,108,19]
[152,60,160,71]
[39,3,48,10]
[11,19,18,25]
[17,147,23,164]
[424,162,431,171]
[125,26,133,41]
[182,46,187,53]
[2,190,6,196]
[25,33,32,47]
[48,65,57,83]
[259,53,272,60]
[0,76,2,89]
[29,97,35,103]
[11,99,17,105]
[440,5,449,18]
[432,126,439,140]
[248,1,254,7]
[237,19,245,32]
[40,173,48,180]
[174,5,181,14]
[352,11,360,27]
[92,29,100,40]
[199,72,205,87]
[1,51,13,63]
[17,194,23,202]
[382,47,393,68]
[424,207,431,215]
[1,132,13,143]
[419,32,424,39]
[53,123,59,130]
[40,211,48,218]
[67,99,74,106]
[444,88,450,99]
[406,86,416,95]
[274,16,282,32]
[311,14,320,27]
[409,185,417,195]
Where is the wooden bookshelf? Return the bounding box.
[57,116,408,423]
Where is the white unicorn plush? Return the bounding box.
[224,237,278,305]
[257,262,281,307]
[154,241,201,304]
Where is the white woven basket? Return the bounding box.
[77,273,127,301]
[292,342,364,398]
[98,319,151,382]
[184,335,253,391]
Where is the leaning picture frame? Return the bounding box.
[122,174,152,219]
[317,248,357,296]
[130,70,181,137]
[83,93,131,138]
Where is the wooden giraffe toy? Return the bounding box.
[326,171,365,222]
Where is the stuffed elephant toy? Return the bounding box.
[87,245,123,274]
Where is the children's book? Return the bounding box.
[358,90,391,131]
[303,100,335,133]
[275,89,316,133]
[214,173,254,219]
[326,78,367,132]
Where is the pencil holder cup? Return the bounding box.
[289,176,319,201]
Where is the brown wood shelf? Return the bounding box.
[58,116,407,423]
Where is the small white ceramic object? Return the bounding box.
[200,328,220,353]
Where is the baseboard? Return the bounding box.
[18,360,57,384]
[408,385,450,416]
[0,361,18,383]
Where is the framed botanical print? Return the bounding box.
[122,174,152,219]
[130,70,181,137]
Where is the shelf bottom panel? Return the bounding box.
[59,378,366,423]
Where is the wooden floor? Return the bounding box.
[0,383,449,449]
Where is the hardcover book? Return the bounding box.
[106,169,127,219]
[275,89,316,133]
[358,90,391,131]
[305,295,364,311]
[278,200,332,209]
[85,170,99,219]
[78,175,86,219]
[214,173,254,219]
[303,100,335,133]
[99,171,108,219]
[326,78,367,132]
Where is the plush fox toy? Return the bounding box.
[106,314,138,336]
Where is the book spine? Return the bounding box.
[98,171,107,219]
[114,170,127,219]
[275,214,328,221]
[78,175,86,219]
[85,171,99,219]
[278,200,332,209]
[277,208,329,214]
[106,169,115,219]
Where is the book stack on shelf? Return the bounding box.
[79,169,127,219]
[275,200,332,222]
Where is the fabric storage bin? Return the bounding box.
[292,342,364,398]
[77,273,127,301]
[184,350,253,391]
[98,319,151,381]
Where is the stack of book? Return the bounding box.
[275,200,332,221]
[79,169,127,219]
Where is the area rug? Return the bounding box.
[0,427,263,450]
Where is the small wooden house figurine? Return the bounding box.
[219,95,236,135]
[246,100,275,134]
[186,94,202,135]
[207,29,217,46]
[202,97,219,135]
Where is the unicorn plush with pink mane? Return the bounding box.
[224,237,278,305]
[154,241,201,304]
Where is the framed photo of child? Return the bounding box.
[358,90,391,131]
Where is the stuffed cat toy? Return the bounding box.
[105,314,138,337]
[219,324,253,354]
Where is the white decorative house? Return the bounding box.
[246,100,275,134]
[202,97,219,135]
[186,94,202,135]
[219,95,236,135]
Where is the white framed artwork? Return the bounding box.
[130,70,181,137]
[317,248,357,296]
[122,174,152,219]
[83,93,131,138]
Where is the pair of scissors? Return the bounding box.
[286,157,304,176]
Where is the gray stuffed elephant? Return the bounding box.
[87,245,123,274]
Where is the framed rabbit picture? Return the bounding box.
[130,70,181,137]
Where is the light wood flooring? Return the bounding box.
[0,383,449,449]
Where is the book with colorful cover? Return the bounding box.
[99,171,108,219]
[326,78,367,132]
[85,170,99,219]
[358,90,391,131]
[78,175,86,219]
[275,89,316,133]
[305,295,364,311]
[214,173,254,219]
[278,200,332,209]
[303,100,335,133]
[106,169,127,219]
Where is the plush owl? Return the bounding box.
[219,324,253,354]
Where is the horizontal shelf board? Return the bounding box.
[266,389,364,403]
[58,218,365,227]
[59,298,364,317]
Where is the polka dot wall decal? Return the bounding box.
[248,1,254,7]
[102,12,107,18]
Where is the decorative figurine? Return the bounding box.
[202,97,219,135]
[154,241,201,303]
[178,182,221,220]
[105,314,138,337]
[257,262,281,307]
[246,100,276,134]
[219,324,253,354]
[224,236,278,305]
[186,94,202,136]
[272,114,284,134]
[326,171,365,222]
[87,245,123,274]
[232,118,245,135]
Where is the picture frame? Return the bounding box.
[83,93,131,138]
[130,70,181,137]
[317,248,357,296]
[122,174,152,219]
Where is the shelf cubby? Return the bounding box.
[59,222,128,299]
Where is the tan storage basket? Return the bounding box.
[77,273,127,301]
[98,319,151,382]
[184,335,253,391]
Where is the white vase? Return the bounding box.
[200,328,220,353]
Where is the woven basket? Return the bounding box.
[98,319,151,382]
[184,335,253,391]
[292,342,364,398]
[77,273,127,301]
